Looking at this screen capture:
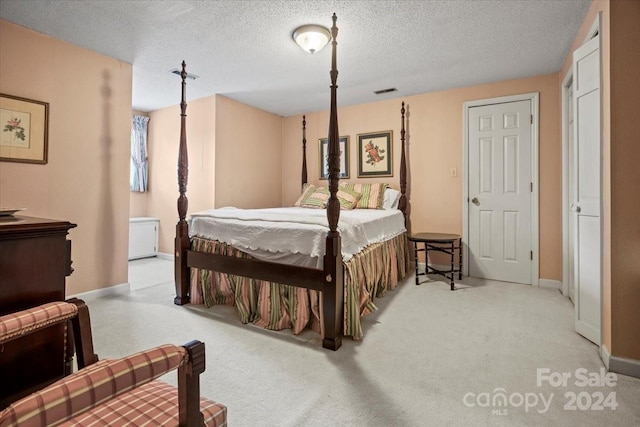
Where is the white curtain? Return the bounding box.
[130,115,150,192]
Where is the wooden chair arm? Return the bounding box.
[65,297,99,367]
[179,340,206,426]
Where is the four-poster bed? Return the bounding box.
[173,14,410,350]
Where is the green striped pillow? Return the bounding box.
[340,183,388,209]
[336,186,362,210]
[300,187,329,209]
[299,186,363,210]
[294,183,317,207]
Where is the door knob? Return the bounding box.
[570,204,581,213]
[471,197,479,205]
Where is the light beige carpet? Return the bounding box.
[81,258,640,426]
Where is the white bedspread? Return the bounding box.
[189,207,405,266]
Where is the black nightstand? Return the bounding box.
[409,232,462,290]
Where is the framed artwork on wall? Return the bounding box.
[319,135,349,179]
[0,93,49,164]
[357,130,392,177]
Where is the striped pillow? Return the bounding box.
[300,187,329,209]
[336,186,362,210]
[341,183,388,209]
[299,186,363,210]
[294,183,317,207]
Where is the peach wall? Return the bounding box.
[609,0,640,360]
[147,96,216,254]
[214,95,282,209]
[283,74,561,280]
[146,94,282,255]
[0,20,132,294]
[129,110,149,218]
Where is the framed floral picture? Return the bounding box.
[319,136,349,179]
[357,130,392,177]
[0,94,49,164]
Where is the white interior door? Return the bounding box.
[572,35,601,344]
[468,100,532,284]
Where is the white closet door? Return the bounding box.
[572,35,601,345]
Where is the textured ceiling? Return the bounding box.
[0,0,591,117]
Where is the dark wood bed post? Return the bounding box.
[398,101,408,226]
[175,60,190,305]
[322,13,343,351]
[301,115,307,187]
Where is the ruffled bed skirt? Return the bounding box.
[189,233,410,339]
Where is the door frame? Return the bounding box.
[462,93,540,285]
[561,70,573,298]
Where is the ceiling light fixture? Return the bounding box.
[292,24,331,54]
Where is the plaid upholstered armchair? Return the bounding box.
[0,299,227,426]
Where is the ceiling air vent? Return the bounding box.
[374,87,397,95]
[169,69,199,80]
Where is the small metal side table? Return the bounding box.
[409,232,462,290]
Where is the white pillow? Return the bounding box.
[382,188,401,209]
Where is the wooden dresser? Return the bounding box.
[0,215,77,408]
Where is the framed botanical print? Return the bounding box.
[319,135,349,179]
[0,93,49,164]
[357,130,392,177]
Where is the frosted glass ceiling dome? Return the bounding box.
[292,24,331,54]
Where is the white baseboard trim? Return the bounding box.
[420,263,561,288]
[538,279,562,290]
[67,282,130,300]
[609,354,640,379]
[157,252,174,261]
[601,344,611,369]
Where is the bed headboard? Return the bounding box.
[298,100,409,224]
